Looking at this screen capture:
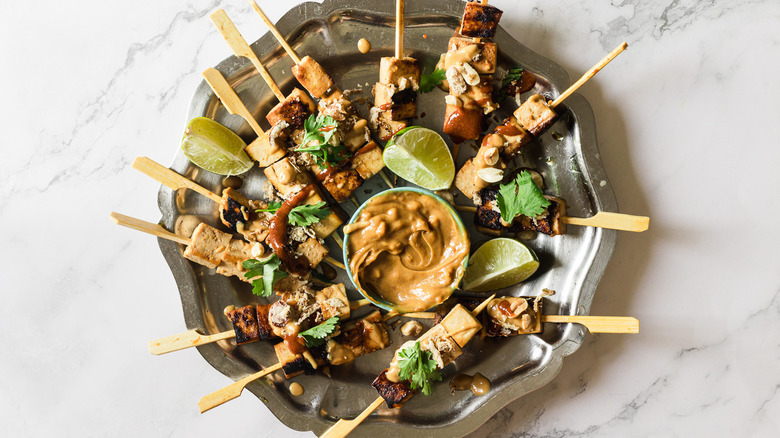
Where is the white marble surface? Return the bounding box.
[2,0,779,436]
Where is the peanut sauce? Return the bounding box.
[344,191,469,312]
[357,38,371,54]
[444,44,480,69]
[283,334,308,354]
[268,185,315,275]
[289,382,305,396]
[450,373,491,396]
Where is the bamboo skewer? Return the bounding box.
[249,0,301,65]
[550,42,628,109]
[541,315,639,334]
[149,329,236,355]
[198,363,283,413]
[210,9,285,101]
[202,67,266,138]
[453,205,649,233]
[109,212,190,245]
[395,0,404,59]
[132,157,221,203]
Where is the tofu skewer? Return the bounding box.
[320,295,495,438]
[248,0,395,190]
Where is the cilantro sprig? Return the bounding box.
[397,341,442,395]
[496,171,551,223]
[299,316,340,347]
[256,201,330,227]
[241,254,289,297]
[496,67,526,102]
[296,114,348,167]
[418,67,446,93]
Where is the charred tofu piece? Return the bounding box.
[372,369,415,408]
[446,36,497,74]
[443,104,483,143]
[351,141,385,180]
[511,196,567,236]
[513,94,557,136]
[439,304,482,348]
[322,168,363,203]
[255,304,275,341]
[485,297,542,337]
[315,283,350,321]
[373,83,417,120]
[494,116,533,160]
[245,125,289,167]
[274,341,316,379]
[264,157,314,197]
[292,55,335,99]
[370,107,407,141]
[183,223,232,269]
[460,2,503,39]
[379,57,421,90]
[474,188,504,237]
[266,88,316,130]
[219,188,252,233]
[226,305,261,345]
[296,238,328,269]
[357,310,391,353]
[454,159,478,200]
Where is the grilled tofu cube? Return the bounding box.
[216,239,256,280]
[315,283,350,321]
[494,116,533,159]
[351,141,385,180]
[460,2,503,39]
[255,304,275,340]
[474,189,504,237]
[513,94,557,136]
[292,55,335,98]
[443,104,482,142]
[456,75,495,113]
[418,325,463,369]
[322,168,363,203]
[512,196,567,236]
[245,125,288,167]
[454,159,478,200]
[266,88,316,130]
[372,369,415,408]
[274,341,316,379]
[219,188,252,233]
[357,311,391,354]
[183,223,232,269]
[446,36,497,74]
[369,107,407,141]
[318,89,358,122]
[379,57,421,90]
[485,297,542,337]
[264,157,314,197]
[439,304,482,348]
[226,305,260,345]
[296,238,328,269]
[373,83,417,120]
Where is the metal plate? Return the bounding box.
[156,0,618,435]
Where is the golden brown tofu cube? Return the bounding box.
[460,2,503,39]
[418,325,463,368]
[494,116,533,159]
[439,304,482,348]
[265,88,316,129]
[342,118,370,152]
[485,297,542,337]
[245,128,288,167]
[370,107,407,141]
[446,36,497,74]
[183,223,232,269]
[296,186,344,239]
[456,75,495,113]
[274,341,315,379]
[318,89,357,121]
[226,305,260,345]
[373,83,417,120]
[513,94,557,136]
[358,312,391,354]
[511,196,567,236]
[322,168,363,203]
[352,141,385,180]
[263,157,314,197]
[296,238,328,269]
[454,159,478,200]
[372,369,415,408]
[292,55,334,98]
[315,283,351,321]
[443,104,482,143]
[379,57,421,89]
[255,304,275,341]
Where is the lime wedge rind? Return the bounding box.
[180,117,254,176]
[462,238,540,292]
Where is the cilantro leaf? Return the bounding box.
[397,341,442,396]
[419,67,446,93]
[299,316,340,347]
[296,114,348,167]
[241,255,289,297]
[496,67,525,102]
[288,201,330,227]
[255,201,282,214]
[496,170,551,223]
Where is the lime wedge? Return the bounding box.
[462,238,539,292]
[383,126,454,190]
[181,117,254,176]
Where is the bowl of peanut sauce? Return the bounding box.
[342,188,470,312]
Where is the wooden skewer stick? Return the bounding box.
[110,212,190,245]
[132,157,222,203]
[249,0,301,65]
[331,232,344,250]
[453,205,649,233]
[324,294,496,438]
[198,362,284,413]
[541,315,639,334]
[549,42,628,109]
[149,328,235,355]
[202,67,266,137]
[324,256,346,270]
[395,0,404,59]
[210,9,285,101]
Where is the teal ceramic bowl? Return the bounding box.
[342,187,470,312]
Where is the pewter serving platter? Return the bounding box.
[156,0,618,435]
